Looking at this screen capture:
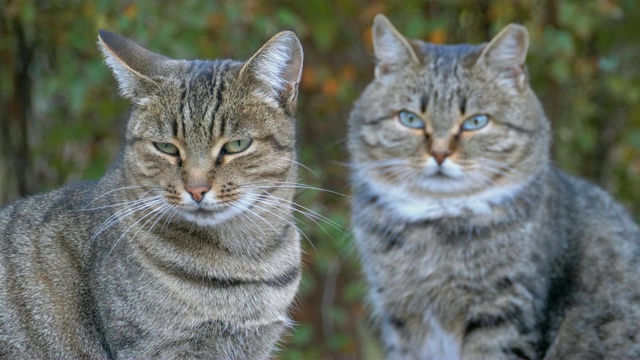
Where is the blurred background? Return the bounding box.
[2,0,640,358]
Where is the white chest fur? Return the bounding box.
[420,311,461,360]
[366,174,527,222]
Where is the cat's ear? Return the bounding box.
[476,24,529,91]
[98,30,172,101]
[240,31,303,111]
[372,14,420,79]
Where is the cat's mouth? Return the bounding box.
[423,161,464,180]
[177,197,250,227]
[431,171,450,178]
[179,207,238,226]
[181,203,232,218]
[414,163,476,194]
[190,207,218,215]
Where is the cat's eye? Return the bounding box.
[461,114,490,131]
[154,142,179,156]
[398,111,425,129]
[222,139,252,154]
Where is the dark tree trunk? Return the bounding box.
[2,19,34,203]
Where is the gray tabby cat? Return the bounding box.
[349,14,640,359]
[0,29,303,358]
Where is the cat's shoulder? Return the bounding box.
[0,180,99,224]
[551,167,640,236]
[552,167,627,211]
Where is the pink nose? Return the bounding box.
[186,185,210,203]
[430,150,451,165]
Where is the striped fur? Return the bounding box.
[0,30,303,358]
[349,14,640,359]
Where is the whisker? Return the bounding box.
[232,203,269,240]
[241,196,300,233]
[92,197,164,238]
[475,158,523,174]
[162,205,183,231]
[83,196,164,259]
[239,182,349,198]
[84,186,162,208]
[278,158,319,178]
[239,195,318,254]
[135,204,175,246]
[235,197,286,241]
[468,170,497,187]
[335,157,409,170]
[243,198,313,245]
[377,164,415,177]
[84,185,146,207]
[471,163,521,183]
[79,191,160,211]
[244,193,345,235]
[107,202,170,258]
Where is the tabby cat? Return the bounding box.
[0,29,303,358]
[348,14,640,359]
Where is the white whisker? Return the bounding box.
[138,204,176,245]
[239,195,318,254]
[243,193,345,235]
[162,205,183,231]
[107,201,170,258]
[79,191,160,211]
[235,197,285,240]
[83,197,165,259]
[279,158,320,178]
[239,182,349,198]
[83,186,162,208]
[337,157,409,170]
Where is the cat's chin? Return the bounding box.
[178,206,244,227]
[422,159,466,180]
[417,175,471,194]
[366,173,527,221]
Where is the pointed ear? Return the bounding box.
[239,31,303,110]
[372,14,420,79]
[476,24,529,90]
[98,30,173,101]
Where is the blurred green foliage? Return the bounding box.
[2,0,640,358]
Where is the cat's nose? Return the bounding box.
[186,185,211,203]
[430,150,451,165]
[428,138,453,165]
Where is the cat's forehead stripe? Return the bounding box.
[175,82,186,137]
[213,66,227,140]
[176,60,234,144]
[174,78,187,139]
[420,95,428,113]
[416,53,468,129]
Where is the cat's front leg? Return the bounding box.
[380,314,415,360]
[381,312,462,360]
[461,320,540,360]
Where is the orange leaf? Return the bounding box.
[322,78,340,97]
[428,29,446,44]
[341,64,356,81]
[360,3,386,23]
[362,28,373,52]
[123,4,137,19]
[208,13,226,28]
[301,66,317,91]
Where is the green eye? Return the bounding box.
[154,142,179,156]
[461,114,490,131]
[398,111,424,129]
[222,139,252,154]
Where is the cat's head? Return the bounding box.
[349,15,550,206]
[99,30,302,227]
